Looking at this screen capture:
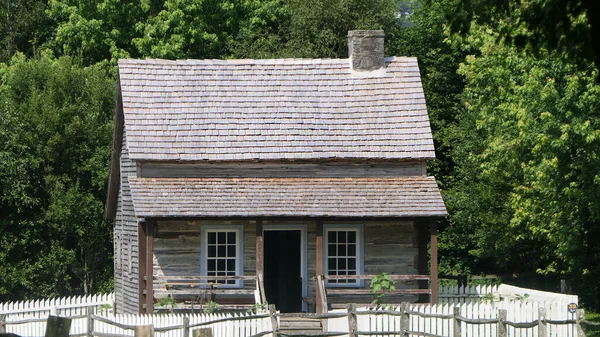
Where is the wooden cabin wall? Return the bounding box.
[113,129,140,314]
[152,220,259,300]
[151,219,419,309]
[139,161,427,178]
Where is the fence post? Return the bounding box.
[135,325,154,337]
[45,316,72,337]
[183,316,190,337]
[86,307,94,337]
[268,304,279,337]
[0,314,5,333]
[576,309,586,337]
[453,307,461,337]
[347,303,357,337]
[400,303,409,337]
[497,309,507,337]
[538,307,547,337]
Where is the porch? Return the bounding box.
[137,218,439,314]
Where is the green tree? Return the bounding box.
[446,21,600,305]
[0,0,54,63]
[0,52,115,299]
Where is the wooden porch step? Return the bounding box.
[278,316,323,334]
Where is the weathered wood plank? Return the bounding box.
[146,220,154,313]
[140,162,426,178]
[324,275,430,280]
[138,220,147,314]
[326,289,431,295]
[430,221,438,304]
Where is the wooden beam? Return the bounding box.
[146,220,154,313]
[417,220,429,303]
[430,220,439,304]
[316,221,324,313]
[256,220,264,278]
[316,221,323,276]
[138,219,147,314]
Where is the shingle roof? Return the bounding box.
[127,177,447,218]
[118,57,435,161]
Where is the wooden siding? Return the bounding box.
[139,161,426,178]
[151,219,419,309]
[152,220,258,302]
[113,129,140,314]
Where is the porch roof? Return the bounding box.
[127,177,447,218]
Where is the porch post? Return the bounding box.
[256,220,264,278]
[316,220,324,313]
[145,220,154,313]
[138,218,147,314]
[416,220,429,303]
[430,220,439,304]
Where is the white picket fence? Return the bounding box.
[0,284,580,337]
[439,283,578,307]
[327,301,580,337]
[2,311,274,337]
[0,293,114,317]
[0,293,115,337]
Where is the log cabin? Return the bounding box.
[104,30,447,314]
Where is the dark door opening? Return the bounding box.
[264,230,302,312]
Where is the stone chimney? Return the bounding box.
[348,30,385,71]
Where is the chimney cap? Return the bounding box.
[348,30,385,38]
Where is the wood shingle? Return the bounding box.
[117,57,435,161]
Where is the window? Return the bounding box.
[324,225,363,287]
[201,226,243,288]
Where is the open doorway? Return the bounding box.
[264,230,303,312]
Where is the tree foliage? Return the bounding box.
[0,53,115,300]
[444,16,600,304]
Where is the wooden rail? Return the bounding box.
[153,274,267,311]
[315,274,433,312]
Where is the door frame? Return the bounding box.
[263,224,308,312]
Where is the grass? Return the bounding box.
[584,310,600,337]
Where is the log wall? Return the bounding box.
[151,219,419,309]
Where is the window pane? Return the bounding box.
[337,244,346,256]
[217,259,225,270]
[227,232,236,244]
[338,231,346,243]
[227,259,235,272]
[208,232,216,244]
[328,232,336,243]
[339,258,346,269]
[218,232,226,243]
[348,258,356,269]
[348,244,356,256]
[228,245,236,257]
[348,231,356,243]
[328,244,336,256]
[218,245,226,257]
[328,258,337,270]
[207,259,216,271]
[208,246,216,257]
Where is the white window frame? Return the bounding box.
[323,224,364,288]
[200,225,244,288]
